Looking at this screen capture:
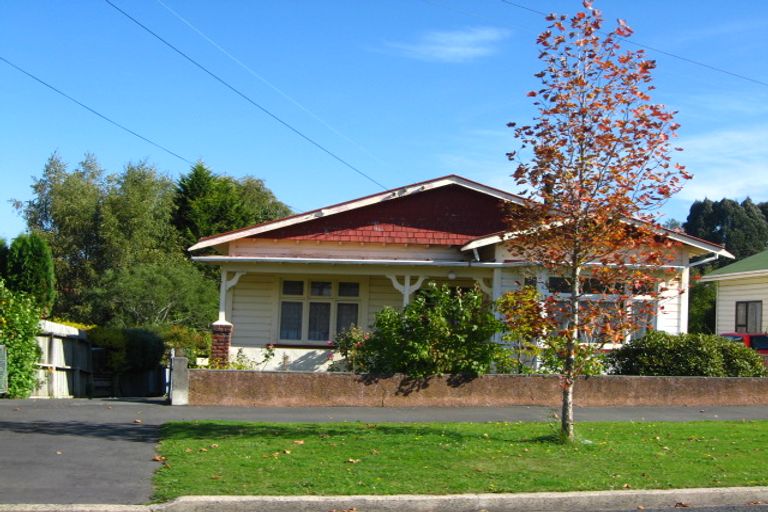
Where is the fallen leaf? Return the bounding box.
[674,503,690,508]
[199,448,208,452]
[637,506,645,510]
[184,448,192,453]
[283,449,292,455]
[623,483,632,489]
[133,419,143,424]
[293,440,305,445]
[370,448,380,455]
[210,474,221,480]
[346,458,361,464]
[210,444,219,449]
[152,455,167,462]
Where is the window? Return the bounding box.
[278,279,361,344]
[736,301,762,333]
[630,300,656,340]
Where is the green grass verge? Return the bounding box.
[153,420,768,501]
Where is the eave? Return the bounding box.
[191,255,531,268]
[700,269,768,282]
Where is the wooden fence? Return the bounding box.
[31,320,92,398]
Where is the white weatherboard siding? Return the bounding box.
[230,274,277,347]
[715,276,768,333]
[655,278,682,335]
[230,239,460,261]
[367,276,404,327]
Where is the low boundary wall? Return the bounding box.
[178,364,768,407]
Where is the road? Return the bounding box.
[2,398,768,505]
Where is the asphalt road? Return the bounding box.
[2,398,768,505]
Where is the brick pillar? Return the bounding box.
[211,321,233,366]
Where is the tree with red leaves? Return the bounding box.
[506,1,691,440]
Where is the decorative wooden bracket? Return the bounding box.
[386,274,427,307]
[218,271,246,322]
[474,277,492,295]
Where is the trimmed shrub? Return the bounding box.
[88,327,164,374]
[0,279,41,398]
[335,283,505,378]
[159,325,211,366]
[607,331,767,377]
[6,233,56,316]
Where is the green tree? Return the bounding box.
[89,258,217,329]
[99,162,181,270]
[687,280,716,334]
[684,198,768,263]
[0,279,42,398]
[17,153,288,328]
[6,233,56,316]
[173,162,291,249]
[16,154,103,321]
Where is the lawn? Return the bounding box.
[153,420,768,501]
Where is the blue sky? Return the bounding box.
[1,0,767,241]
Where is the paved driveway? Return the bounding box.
[2,398,768,504]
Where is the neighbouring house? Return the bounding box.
[700,249,768,334]
[189,175,733,371]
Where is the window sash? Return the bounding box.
[336,303,359,334]
[736,301,762,333]
[279,302,303,340]
[308,302,331,341]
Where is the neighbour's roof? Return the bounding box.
[701,249,768,282]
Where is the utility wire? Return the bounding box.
[104,0,388,190]
[0,55,193,164]
[154,0,386,166]
[500,0,768,89]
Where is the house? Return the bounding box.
[700,249,768,333]
[189,175,732,370]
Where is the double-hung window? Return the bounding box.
[279,279,361,344]
[736,301,762,333]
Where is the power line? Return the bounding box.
[0,55,193,164]
[154,0,387,166]
[103,0,388,190]
[499,0,768,89]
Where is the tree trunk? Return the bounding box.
[561,263,581,441]
[560,360,574,440]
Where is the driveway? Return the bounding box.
[2,398,768,504]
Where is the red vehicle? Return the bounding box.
[720,333,768,365]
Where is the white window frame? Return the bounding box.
[278,278,362,345]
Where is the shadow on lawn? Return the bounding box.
[160,422,557,445]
